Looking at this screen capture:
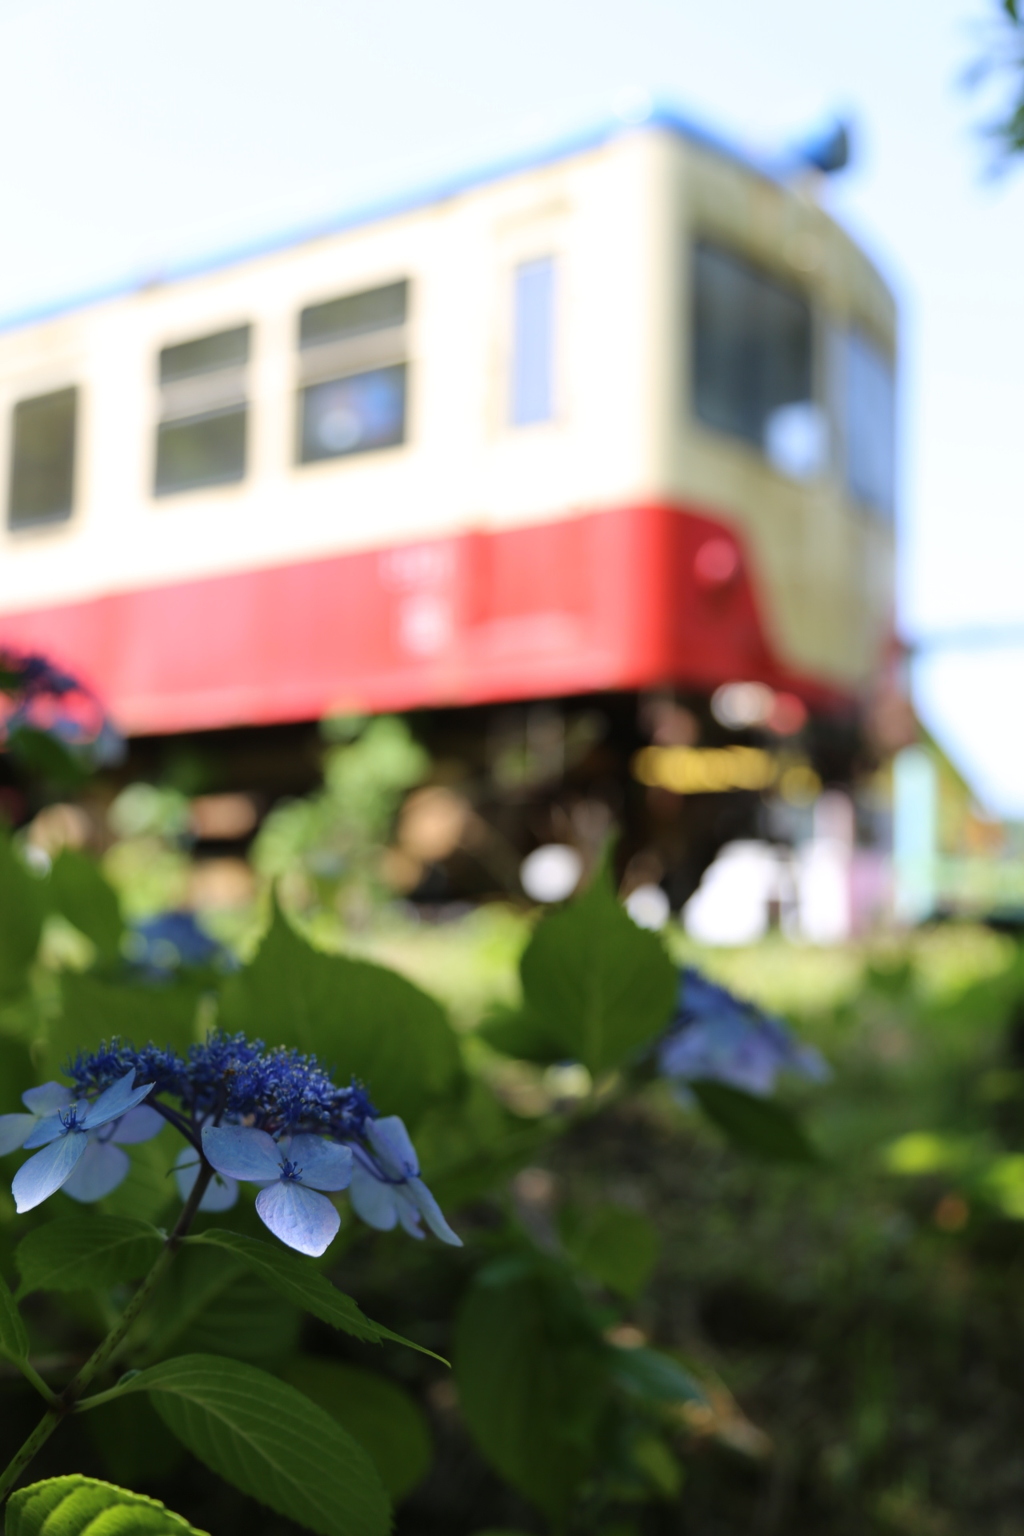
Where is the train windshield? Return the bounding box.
[692,242,821,478]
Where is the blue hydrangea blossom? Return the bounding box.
[203,1125,353,1256]
[659,967,829,1100]
[12,1071,156,1213]
[3,1032,462,1257]
[0,1083,75,1157]
[174,1145,239,1212]
[350,1116,462,1244]
[0,646,123,766]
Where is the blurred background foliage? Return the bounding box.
[5,723,1024,1536]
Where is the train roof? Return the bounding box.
[0,99,796,338]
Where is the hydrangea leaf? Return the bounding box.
[0,1268,28,1362]
[4,1475,207,1536]
[607,1344,705,1404]
[47,847,124,964]
[189,1229,447,1362]
[284,1356,433,1502]
[116,1353,390,1536]
[454,1261,610,1526]
[218,899,460,1126]
[559,1204,661,1299]
[15,1215,162,1298]
[690,1080,819,1163]
[0,830,46,1002]
[44,972,201,1079]
[499,860,678,1077]
[0,1034,36,1116]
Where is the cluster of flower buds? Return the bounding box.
[658,967,829,1099]
[0,647,123,765]
[0,1032,461,1257]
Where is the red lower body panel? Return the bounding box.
[0,503,849,736]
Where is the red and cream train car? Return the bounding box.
[0,105,896,892]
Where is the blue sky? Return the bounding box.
[2,0,1022,810]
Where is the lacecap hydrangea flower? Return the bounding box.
[658,967,829,1099]
[1,1032,461,1258]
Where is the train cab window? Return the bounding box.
[154,325,250,496]
[843,328,895,517]
[692,243,820,476]
[297,281,408,462]
[7,387,77,529]
[510,256,556,425]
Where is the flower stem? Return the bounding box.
[0,1163,214,1504]
[16,1360,57,1407]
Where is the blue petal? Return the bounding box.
[365,1116,419,1180]
[349,1163,401,1230]
[202,1123,283,1182]
[394,1187,426,1240]
[287,1135,353,1192]
[408,1177,463,1246]
[23,1104,88,1149]
[110,1105,165,1144]
[0,1114,37,1156]
[255,1180,340,1257]
[82,1071,154,1131]
[22,1082,74,1115]
[13,1132,89,1213]
[61,1140,130,1202]
[174,1148,239,1211]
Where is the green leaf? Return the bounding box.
[44,972,201,1078]
[174,1266,301,1365]
[495,862,677,1077]
[479,1004,565,1066]
[218,899,460,1127]
[690,1080,819,1163]
[15,1215,161,1298]
[48,848,124,963]
[0,1268,28,1361]
[0,831,46,1001]
[285,1356,432,1502]
[560,1205,661,1299]
[629,1433,683,1498]
[607,1345,705,1404]
[8,727,90,790]
[0,1032,36,1114]
[118,1353,390,1536]
[189,1228,446,1361]
[5,1476,204,1536]
[455,1262,609,1524]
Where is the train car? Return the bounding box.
[0,103,896,898]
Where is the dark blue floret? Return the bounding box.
[68,1031,376,1137]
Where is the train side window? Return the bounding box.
[692,243,821,476]
[844,328,895,517]
[154,324,250,496]
[7,387,77,529]
[510,256,556,426]
[297,281,408,463]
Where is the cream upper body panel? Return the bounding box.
[0,131,657,611]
